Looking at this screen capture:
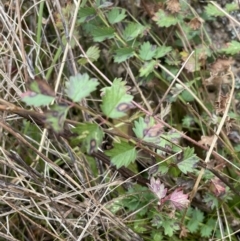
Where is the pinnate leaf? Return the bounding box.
[71,123,104,153]
[177,147,199,174]
[152,9,178,27]
[220,41,240,55]
[91,26,115,42]
[139,41,156,61]
[21,79,55,107]
[200,218,216,237]
[114,47,135,63]
[187,208,204,233]
[162,219,179,236]
[78,7,96,23]
[45,104,69,133]
[133,116,163,143]
[101,78,134,118]
[122,22,145,41]
[21,91,55,107]
[107,8,126,24]
[78,46,100,65]
[139,60,158,77]
[105,141,137,168]
[65,73,99,102]
[204,4,225,17]
[154,46,172,58]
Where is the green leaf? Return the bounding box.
[101,78,134,118]
[154,46,172,58]
[200,218,216,237]
[71,123,104,153]
[162,219,179,236]
[152,233,163,241]
[78,46,100,65]
[107,8,126,24]
[153,9,178,27]
[177,147,199,174]
[187,208,204,233]
[139,60,157,77]
[182,115,194,128]
[133,116,162,143]
[105,141,137,168]
[225,3,238,12]
[204,4,225,17]
[157,131,182,155]
[139,41,156,61]
[158,163,169,175]
[122,22,145,41]
[21,91,55,107]
[96,0,113,8]
[220,41,240,55]
[65,73,99,102]
[45,104,69,133]
[90,26,115,42]
[62,30,79,48]
[203,193,219,209]
[180,90,195,102]
[78,7,96,23]
[114,47,135,63]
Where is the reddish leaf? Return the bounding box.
[165,188,189,210]
[148,177,167,200]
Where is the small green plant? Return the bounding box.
[5,0,240,239]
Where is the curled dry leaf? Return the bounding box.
[225,116,234,135]
[179,225,189,238]
[204,75,230,86]
[189,17,204,30]
[215,93,229,115]
[209,58,234,75]
[180,51,200,73]
[166,0,181,13]
[198,135,216,148]
[210,177,226,197]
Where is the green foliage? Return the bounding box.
[220,40,240,55]
[90,26,115,42]
[200,218,216,237]
[65,73,99,102]
[107,8,126,24]
[45,104,69,133]
[21,79,55,107]
[101,78,134,118]
[21,91,54,107]
[122,22,145,41]
[78,7,96,23]
[205,3,238,17]
[139,60,158,77]
[133,116,162,143]
[161,219,180,236]
[177,147,199,174]
[18,1,239,240]
[71,123,104,153]
[105,141,137,168]
[203,193,219,210]
[154,46,172,58]
[139,41,156,61]
[78,46,100,65]
[204,4,225,17]
[186,208,204,233]
[114,47,135,63]
[153,9,178,27]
